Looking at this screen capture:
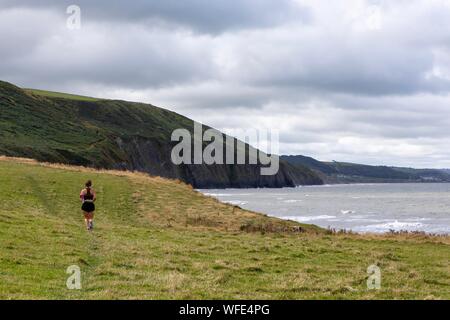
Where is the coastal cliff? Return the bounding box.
[0,80,322,188]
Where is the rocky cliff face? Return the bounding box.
[0,80,323,188]
[114,136,322,188]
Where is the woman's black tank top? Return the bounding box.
[84,189,94,200]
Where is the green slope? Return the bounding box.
[282,155,450,183]
[281,155,338,175]
[0,80,194,166]
[24,88,101,102]
[0,158,448,299]
[327,161,413,180]
[0,80,322,188]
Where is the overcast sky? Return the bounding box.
[1,0,450,168]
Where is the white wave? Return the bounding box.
[353,220,424,233]
[340,210,356,214]
[350,214,369,219]
[202,193,252,197]
[284,199,302,203]
[281,215,337,222]
[346,217,381,222]
[223,200,248,206]
[408,217,432,222]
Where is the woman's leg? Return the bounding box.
[88,213,94,229]
[83,212,93,230]
[83,212,90,230]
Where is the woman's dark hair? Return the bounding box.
[85,180,92,195]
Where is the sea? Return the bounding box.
[199,183,450,234]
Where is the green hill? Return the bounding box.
[23,88,102,102]
[282,155,450,183]
[0,157,448,299]
[0,80,322,188]
[281,155,338,175]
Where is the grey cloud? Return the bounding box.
[0,0,309,33]
[0,15,216,89]
[223,27,450,96]
[1,1,450,168]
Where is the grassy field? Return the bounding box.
[24,88,101,101]
[0,157,448,299]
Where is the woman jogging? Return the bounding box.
[80,180,96,231]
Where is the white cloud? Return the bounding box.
[1,0,450,168]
